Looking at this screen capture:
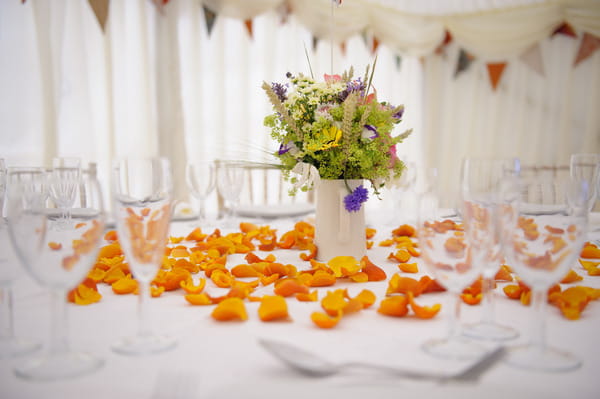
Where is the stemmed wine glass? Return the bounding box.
[49,157,82,225]
[7,167,106,380]
[216,161,245,229]
[460,158,519,341]
[499,175,588,371]
[1,163,42,358]
[186,159,216,226]
[112,157,176,355]
[416,184,487,359]
[569,153,599,213]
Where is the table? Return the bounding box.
[1,214,600,399]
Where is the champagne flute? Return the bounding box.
[186,159,216,225]
[416,185,487,360]
[49,157,82,225]
[500,175,588,371]
[216,161,245,229]
[8,167,106,380]
[569,153,599,213]
[1,163,42,358]
[460,158,519,341]
[112,157,176,355]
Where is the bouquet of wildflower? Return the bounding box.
[262,65,411,212]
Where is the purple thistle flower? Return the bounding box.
[278,143,291,155]
[271,82,288,102]
[343,185,369,212]
[339,78,366,102]
[393,107,404,120]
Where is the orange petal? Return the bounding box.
[377,295,409,317]
[360,256,387,281]
[112,274,138,295]
[295,290,318,302]
[273,278,309,297]
[560,269,583,284]
[211,297,248,321]
[397,262,418,273]
[327,256,360,277]
[258,295,289,321]
[407,292,441,319]
[185,293,212,305]
[355,289,376,308]
[310,311,341,329]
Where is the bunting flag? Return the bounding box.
[88,0,110,32]
[574,32,600,67]
[486,62,507,90]
[277,0,292,25]
[435,31,453,55]
[312,36,319,52]
[202,5,217,36]
[244,19,253,39]
[340,41,347,57]
[371,37,380,54]
[519,43,545,76]
[552,22,577,38]
[454,49,475,77]
[395,55,402,70]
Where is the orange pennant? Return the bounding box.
[244,19,253,39]
[487,62,507,90]
[88,0,110,32]
[574,32,600,67]
[553,22,577,39]
[371,37,380,54]
[435,31,452,55]
[340,42,347,56]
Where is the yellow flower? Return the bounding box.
[307,125,342,152]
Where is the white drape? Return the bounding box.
[0,0,599,212]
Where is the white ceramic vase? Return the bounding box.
[314,179,366,262]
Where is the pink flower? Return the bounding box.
[324,74,342,83]
[388,144,398,168]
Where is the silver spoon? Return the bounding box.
[259,338,504,381]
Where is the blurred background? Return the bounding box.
[1,0,599,213]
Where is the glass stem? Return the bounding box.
[198,199,206,221]
[49,289,68,356]
[530,288,547,356]
[0,286,15,341]
[448,293,462,340]
[481,276,495,324]
[137,281,150,338]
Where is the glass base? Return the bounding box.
[112,333,177,356]
[504,344,582,372]
[422,336,488,361]
[0,336,41,358]
[14,351,104,381]
[463,322,519,341]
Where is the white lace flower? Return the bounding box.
[291,162,320,191]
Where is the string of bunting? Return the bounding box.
[21,0,600,90]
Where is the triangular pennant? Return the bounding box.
[202,5,216,36]
[435,30,452,55]
[454,49,475,77]
[340,41,347,57]
[151,0,168,14]
[574,32,600,67]
[244,19,253,39]
[395,55,402,70]
[486,62,507,90]
[312,36,319,52]
[519,43,545,76]
[277,0,292,25]
[371,37,380,55]
[360,31,369,48]
[88,0,110,32]
[552,22,577,39]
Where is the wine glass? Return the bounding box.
[49,157,82,225]
[416,184,487,360]
[1,164,42,358]
[216,161,245,229]
[186,159,216,226]
[7,167,106,380]
[112,157,176,355]
[569,153,599,213]
[460,158,519,341]
[499,175,588,371]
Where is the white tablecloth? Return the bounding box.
[1,214,600,399]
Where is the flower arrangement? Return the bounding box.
[262,64,412,212]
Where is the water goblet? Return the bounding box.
[186,159,216,226]
[499,175,588,371]
[7,167,106,380]
[111,157,176,355]
[49,157,82,225]
[416,186,488,360]
[569,153,599,213]
[460,158,519,341]
[1,164,43,358]
[216,161,245,229]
